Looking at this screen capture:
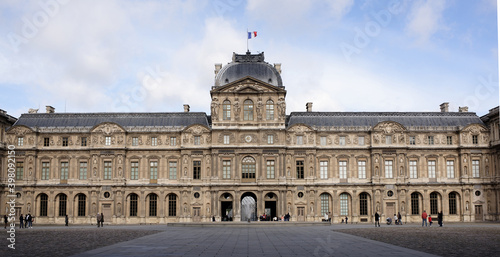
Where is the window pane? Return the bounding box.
[358,161,366,179]
[385,160,393,178]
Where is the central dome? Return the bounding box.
[214,51,283,88]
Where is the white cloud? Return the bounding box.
[327,0,354,20]
[405,0,447,44]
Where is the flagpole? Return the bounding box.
[246,29,249,52]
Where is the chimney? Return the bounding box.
[46,106,55,113]
[183,104,190,113]
[306,102,313,112]
[440,102,449,112]
[458,106,469,113]
[214,64,222,76]
[274,63,282,74]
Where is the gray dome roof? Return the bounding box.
[214,52,283,88]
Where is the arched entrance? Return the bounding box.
[220,193,233,221]
[241,192,257,221]
[264,193,278,220]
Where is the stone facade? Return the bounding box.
[1,52,499,224]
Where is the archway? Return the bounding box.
[264,193,278,220]
[241,192,257,221]
[220,193,233,221]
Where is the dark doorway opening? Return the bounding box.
[265,201,277,220]
[221,201,233,221]
[241,192,257,221]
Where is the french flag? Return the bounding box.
[248,31,257,39]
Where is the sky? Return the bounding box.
[0,0,498,119]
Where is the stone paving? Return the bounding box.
[1,223,498,257]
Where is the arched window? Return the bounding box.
[77,194,86,216]
[40,194,48,216]
[265,100,274,120]
[430,192,438,215]
[59,194,67,216]
[223,100,231,120]
[320,193,330,215]
[449,192,457,215]
[359,193,368,216]
[168,194,177,217]
[340,193,349,216]
[130,193,138,216]
[149,194,157,217]
[242,156,256,180]
[243,100,253,121]
[411,192,420,215]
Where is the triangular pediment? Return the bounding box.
[212,76,285,94]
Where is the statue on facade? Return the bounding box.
[277,97,286,119]
[211,98,219,121]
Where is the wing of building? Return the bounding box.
[1,51,499,224]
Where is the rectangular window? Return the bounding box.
[16,162,23,180]
[132,137,138,146]
[409,136,416,145]
[428,160,436,178]
[18,137,23,146]
[104,161,112,180]
[385,160,393,178]
[411,193,419,215]
[339,161,347,179]
[267,135,274,144]
[296,136,303,145]
[60,162,69,180]
[446,160,454,178]
[296,160,304,179]
[409,160,418,178]
[266,160,275,179]
[340,194,348,216]
[62,137,68,147]
[193,161,201,179]
[320,161,328,179]
[386,135,392,145]
[358,136,364,146]
[223,160,231,179]
[472,160,480,178]
[339,136,346,146]
[447,136,453,145]
[320,136,326,146]
[130,162,139,180]
[44,137,50,147]
[41,162,50,180]
[428,136,434,145]
[105,136,111,146]
[151,137,157,146]
[81,137,87,146]
[472,135,478,145]
[169,161,177,180]
[150,161,158,179]
[358,161,366,179]
[79,162,87,180]
[224,135,230,145]
[170,137,176,146]
[194,136,200,145]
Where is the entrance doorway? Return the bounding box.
[475,205,483,221]
[297,207,305,221]
[221,201,233,221]
[386,202,395,219]
[193,207,201,222]
[102,204,111,224]
[264,192,278,220]
[241,192,257,221]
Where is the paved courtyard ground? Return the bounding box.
[0,223,498,256]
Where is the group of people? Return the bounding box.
[19,213,34,228]
[374,212,402,226]
[422,210,444,227]
[96,213,104,227]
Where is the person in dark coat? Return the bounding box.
[397,212,402,225]
[374,212,380,227]
[438,211,443,227]
[100,213,104,227]
[19,214,24,228]
[65,215,69,226]
[96,213,101,228]
[3,215,7,229]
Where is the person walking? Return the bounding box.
[19,214,24,229]
[422,210,428,227]
[100,213,104,227]
[96,213,101,228]
[345,216,348,224]
[428,216,433,227]
[375,212,380,227]
[438,211,443,227]
[28,214,33,228]
[65,214,69,226]
[3,215,7,229]
[393,214,398,225]
[397,212,402,225]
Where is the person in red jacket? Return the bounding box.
[428,215,433,227]
[422,210,428,227]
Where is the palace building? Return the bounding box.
[1,51,499,224]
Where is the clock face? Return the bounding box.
[245,135,252,143]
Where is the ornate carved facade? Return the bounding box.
[1,52,499,224]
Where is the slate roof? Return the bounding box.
[287,112,484,129]
[13,112,210,129]
[214,52,283,88]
